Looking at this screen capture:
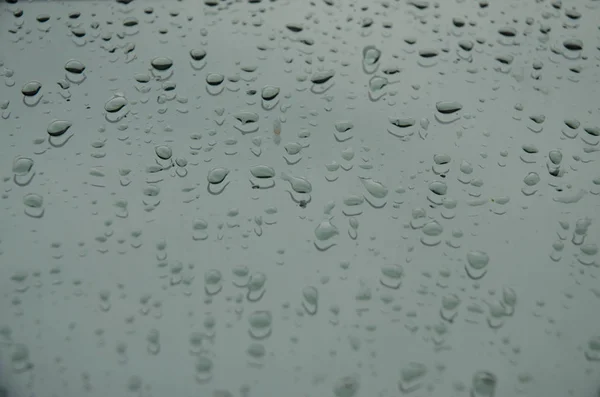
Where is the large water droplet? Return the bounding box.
[189,49,207,61]
[465,250,489,279]
[64,59,86,74]
[248,310,272,339]
[247,272,267,302]
[151,57,173,71]
[21,81,41,97]
[380,264,404,289]
[302,286,318,315]
[23,193,44,218]
[204,269,223,295]
[47,120,72,137]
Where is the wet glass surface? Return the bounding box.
[1,0,600,396]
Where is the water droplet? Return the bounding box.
[247,272,266,302]
[362,45,381,74]
[435,101,462,124]
[146,328,160,355]
[99,290,111,311]
[207,167,230,195]
[64,59,86,74]
[465,250,489,279]
[23,193,44,218]
[310,70,335,93]
[151,57,173,71]
[470,371,497,397]
[12,156,35,186]
[11,344,31,373]
[398,362,427,393]
[261,85,280,110]
[436,101,462,114]
[127,376,142,392]
[195,355,214,384]
[314,218,339,251]
[248,310,272,339]
[155,145,172,160]
[204,270,223,295]
[302,286,318,315]
[359,177,388,208]
[47,120,72,137]
[380,264,404,289]
[21,81,41,97]
[502,287,516,315]
[311,69,335,85]
[281,172,311,193]
[486,300,506,329]
[440,293,461,322]
[333,374,360,397]
[190,49,207,61]
[585,336,600,361]
[21,81,43,106]
[246,342,266,366]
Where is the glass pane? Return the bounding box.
[1,0,599,396]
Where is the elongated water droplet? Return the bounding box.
[302,286,318,315]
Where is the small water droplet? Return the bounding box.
[333,374,360,397]
[470,371,497,397]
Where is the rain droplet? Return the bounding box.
[440,293,461,322]
[314,218,339,251]
[470,371,497,397]
[301,286,318,315]
[261,85,280,101]
[21,81,42,97]
[465,250,489,279]
[12,156,35,186]
[207,167,230,195]
[146,328,160,355]
[206,73,224,85]
[151,57,173,71]
[23,193,44,218]
[232,265,250,288]
[398,362,427,394]
[190,49,207,61]
[333,374,360,397]
[204,270,223,295]
[380,264,404,289]
[47,120,72,137]
[246,343,266,366]
[502,287,517,315]
[195,355,214,384]
[155,145,172,160]
[10,344,31,373]
[247,272,267,302]
[248,310,272,340]
[436,101,462,114]
[421,220,443,246]
[64,59,86,74]
[362,45,381,74]
[585,336,600,361]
